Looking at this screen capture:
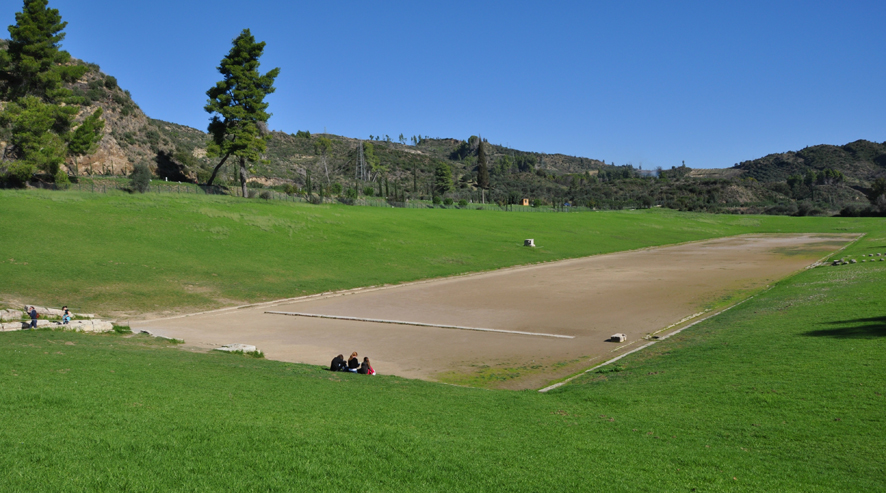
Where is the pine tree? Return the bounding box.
[204,29,280,198]
[67,107,104,176]
[3,0,86,102]
[433,161,452,197]
[0,1,102,183]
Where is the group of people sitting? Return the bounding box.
[330,352,375,375]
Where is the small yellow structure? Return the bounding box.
[522,198,530,206]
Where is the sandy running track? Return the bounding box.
[132,234,857,390]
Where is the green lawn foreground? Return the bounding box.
[0,189,873,316]
[0,223,882,491]
[0,190,884,491]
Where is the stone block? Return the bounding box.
[216,344,257,353]
[524,239,536,247]
[0,309,24,321]
[609,333,627,343]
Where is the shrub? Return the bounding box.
[259,190,272,200]
[363,187,374,197]
[6,162,36,186]
[443,197,454,206]
[432,195,442,205]
[54,169,71,189]
[458,199,468,207]
[330,183,343,195]
[113,325,132,334]
[129,163,152,193]
[104,76,118,90]
[345,187,358,199]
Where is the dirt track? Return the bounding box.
[132,234,856,389]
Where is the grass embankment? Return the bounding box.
[0,189,871,316]
[1,222,884,490]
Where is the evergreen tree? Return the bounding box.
[67,107,104,176]
[0,1,102,183]
[204,28,280,199]
[3,0,86,102]
[433,161,452,196]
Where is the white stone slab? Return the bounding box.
[215,344,257,353]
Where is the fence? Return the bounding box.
[3,177,597,213]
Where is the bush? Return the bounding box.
[330,183,343,195]
[443,198,454,206]
[345,187,358,199]
[113,325,132,334]
[363,187,374,197]
[6,162,36,186]
[259,190,272,200]
[104,76,118,90]
[432,196,442,205]
[129,164,152,193]
[54,169,71,189]
[458,199,468,207]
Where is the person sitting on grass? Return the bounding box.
[347,352,360,372]
[28,306,38,329]
[357,357,375,375]
[62,306,71,325]
[330,354,346,372]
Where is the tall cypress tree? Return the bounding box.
[204,29,280,198]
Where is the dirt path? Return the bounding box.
[132,234,856,389]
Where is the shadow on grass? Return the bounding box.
[803,316,886,339]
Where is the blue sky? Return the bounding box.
[16,0,886,169]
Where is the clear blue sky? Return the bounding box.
[17,0,886,169]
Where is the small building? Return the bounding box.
[522,198,530,206]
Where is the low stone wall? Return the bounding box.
[0,306,95,321]
[0,319,114,333]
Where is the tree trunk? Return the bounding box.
[323,154,330,184]
[239,157,248,198]
[206,153,231,186]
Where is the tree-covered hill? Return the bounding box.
[1,0,884,217]
[735,140,886,186]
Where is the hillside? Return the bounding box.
[2,39,884,215]
[734,140,886,186]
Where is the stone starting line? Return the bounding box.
[264,311,575,339]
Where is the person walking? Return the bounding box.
[28,306,38,329]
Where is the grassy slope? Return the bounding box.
[0,189,871,316]
[0,221,884,491]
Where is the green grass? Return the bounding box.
[1,230,884,490]
[0,189,872,315]
[1,189,885,490]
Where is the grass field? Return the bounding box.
[1,190,885,490]
[0,189,874,316]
